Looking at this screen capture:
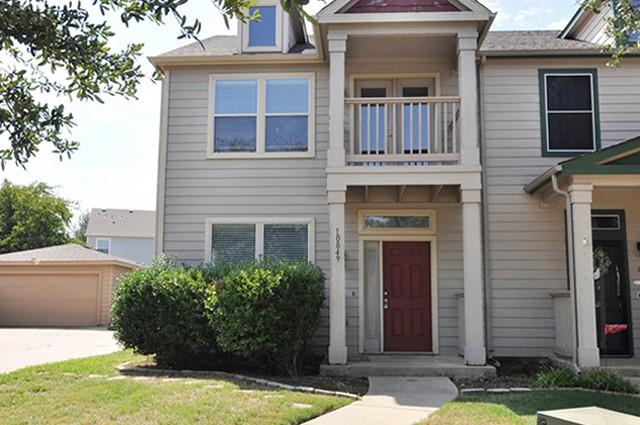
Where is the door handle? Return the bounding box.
[383,296,389,310]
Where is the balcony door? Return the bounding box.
[355,80,393,155]
[354,78,434,157]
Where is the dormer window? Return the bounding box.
[249,6,277,47]
[242,0,282,52]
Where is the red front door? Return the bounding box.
[383,241,432,352]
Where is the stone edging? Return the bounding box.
[460,386,640,398]
[115,362,361,400]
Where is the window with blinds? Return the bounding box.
[265,79,309,152]
[213,80,258,153]
[211,224,256,263]
[264,223,308,261]
[208,219,312,264]
[209,74,313,157]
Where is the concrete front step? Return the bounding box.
[320,355,496,380]
[598,358,640,377]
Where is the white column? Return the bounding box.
[457,33,480,166]
[328,189,348,364]
[569,184,600,368]
[461,188,486,365]
[327,32,347,168]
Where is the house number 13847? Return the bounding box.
[335,228,341,262]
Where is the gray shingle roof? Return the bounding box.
[159,35,240,57]
[86,209,155,239]
[156,35,315,58]
[0,244,137,267]
[480,30,601,55]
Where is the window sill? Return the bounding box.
[542,149,598,158]
[207,151,316,159]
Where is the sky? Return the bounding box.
[1,0,582,222]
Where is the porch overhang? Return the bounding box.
[524,135,640,196]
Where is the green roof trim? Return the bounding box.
[524,135,640,194]
[561,134,640,175]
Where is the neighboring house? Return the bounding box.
[0,244,136,326]
[86,209,156,265]
[151,0,640,371]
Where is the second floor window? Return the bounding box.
[95,238,111,254]
[539,69,600,156]
[210,74,314,157]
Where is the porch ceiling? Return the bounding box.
[524,135,640,195]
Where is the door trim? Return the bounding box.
[348,72,442,98]
[358,234,438,355]
[592,209,634,358]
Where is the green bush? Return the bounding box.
[536,368,579,388]
[536,367,639,394]
[577,368,639,394]
[206,260,325,376]
[111,259,220,369]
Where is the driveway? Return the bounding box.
[0,328,121,374]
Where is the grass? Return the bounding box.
[0,351,353,425]
[422,391,640,425]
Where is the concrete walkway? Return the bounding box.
[0,328,120,374]
[304,377,458,425]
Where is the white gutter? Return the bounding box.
[551,173,579,368]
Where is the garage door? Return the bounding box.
[0,274,99,326]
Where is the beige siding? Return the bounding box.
[572,8,613,45]
[162,64,331,348]
[344,186,463,357]
[482,57,640,357]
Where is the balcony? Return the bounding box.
[345,96,461,166]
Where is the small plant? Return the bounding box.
[207,260,325,376]
[536,367,579,388]
[536,367,639,395]
[111,258,220,369]
[578,368,639,394]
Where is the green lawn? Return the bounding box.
[423,391,640,425]
[0,351,352,425]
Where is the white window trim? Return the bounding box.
[241,0,283,53]
[207,73,316,159]
[543,72,597,154]
[358,209,437,235]
[204,217,315,263]
[95,237,111,254]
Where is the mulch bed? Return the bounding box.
[454,357,553,390]
[121,360,369,396]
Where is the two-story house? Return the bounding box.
[86,208,156,265]
[151,0,640,375]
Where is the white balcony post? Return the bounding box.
[569,184,600,368]
[461,187,486,365]
[328,31,347,168]
[457,32,480,166]
[328,189,348,364]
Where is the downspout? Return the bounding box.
[551,173,579,368]
[478,54,493,358]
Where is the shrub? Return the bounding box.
[536,368,579,388]
[207,260,325,376]
[111,259,220,369]
[536,367,639,395]
[577,368,639,394]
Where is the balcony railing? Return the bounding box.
[346,96,461,166]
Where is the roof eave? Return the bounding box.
[480,48,605,57]
[524,165,564,195]
[148,51,323,68]
[0,259,138,269]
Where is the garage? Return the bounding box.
[0,244,137,327]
